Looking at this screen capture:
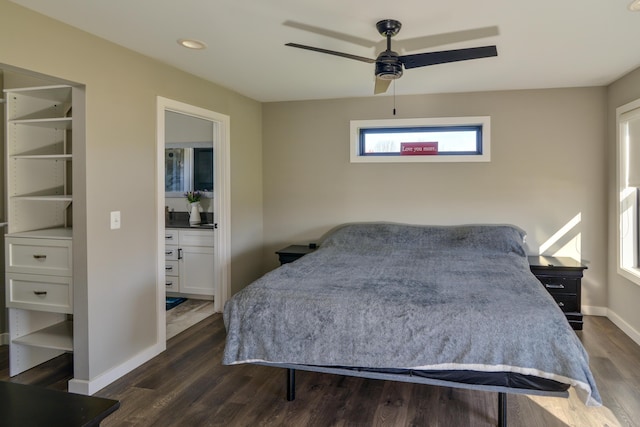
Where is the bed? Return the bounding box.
[223,223,601,426]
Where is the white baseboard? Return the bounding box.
[607,309,640,348]
[68,341,166,395]
[582,305,608,317]
[0,332,9,346]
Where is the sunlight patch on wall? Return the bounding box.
[538,213,582,260]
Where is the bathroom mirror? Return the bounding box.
[165,111,213,197]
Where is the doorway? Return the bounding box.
[156,97,231,344]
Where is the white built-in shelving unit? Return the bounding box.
[4,84,75,376]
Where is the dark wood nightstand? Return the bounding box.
[276,244,317,265]
[528,256,587,331]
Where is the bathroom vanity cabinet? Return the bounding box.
[165,228,214,297]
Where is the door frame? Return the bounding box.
[156,96,231,344]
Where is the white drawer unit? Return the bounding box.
[165,228,214,297]
[165,233,179,292]
[165,260,179,278]
[164,246,179,261]
[165,229,178,245]
[6,237,72,277]
[164,260,180,292]
[6,273,73,314]
[165,276,180,293]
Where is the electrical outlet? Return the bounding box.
[110,211,121,230]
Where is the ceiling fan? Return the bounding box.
[285,19,498,95]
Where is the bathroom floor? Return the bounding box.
[166,298,215,340]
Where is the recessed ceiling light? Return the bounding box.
[177,38,207,50]
[629,0,640,11]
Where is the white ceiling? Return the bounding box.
[11,0,640,102]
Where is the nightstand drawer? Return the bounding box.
[535,276,578,294]
[552,294,579,313]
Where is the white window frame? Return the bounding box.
[350,116,491,163]
[617,98,640,286]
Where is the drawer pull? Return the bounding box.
[165,235,174,240]
[166,266,173,272]
[166,281,173,286]
[33,291,47,296]
[33,254,47,260]
[558,302,565,307]
[544,283,565,289]
[165,250,174,256]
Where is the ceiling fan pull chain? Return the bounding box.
[393,80,397,116]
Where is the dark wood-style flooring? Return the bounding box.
[1,315,638,426]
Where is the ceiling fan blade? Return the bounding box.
[400,45,497,69]
[283,20,376,48]
[397,26,499,52]
[285,43,376,63]
[374,78,392,94]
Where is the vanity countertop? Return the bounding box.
[166,221,214,229]
[166,212,214,229]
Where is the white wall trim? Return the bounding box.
[68,342,164,395]
[582,305,608,317]
[156,96,232,324]
[606,309,640,348]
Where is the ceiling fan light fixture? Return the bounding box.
[375,62,403,80]
[375,50,403,80]
[629,0,640,11]
[177,38,207,49]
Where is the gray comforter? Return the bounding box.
[223,223,601,406]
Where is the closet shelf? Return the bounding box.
[9,117,72,129]
[12,320,73,352]
[11,154,72,160]
[7,227,72,240]
[11,195,72,202]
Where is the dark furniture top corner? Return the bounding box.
[276,244,317,265]
[0,381,120,426]
[528,256,587,331]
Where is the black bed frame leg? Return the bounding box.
[498,392,507,427]
[286,369,296,401]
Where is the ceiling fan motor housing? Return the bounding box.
[376,51,403,80]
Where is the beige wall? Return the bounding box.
[607,66,640,341]
[0,0,263,385]
[263,88,608,311]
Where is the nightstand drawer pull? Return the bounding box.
[33,291,47,296]
[166,266,173,272]
[166,281,173,286]
[558,302,565,307]
[544,283,565,289]
[33,254,47,260]
[165,250,174,256]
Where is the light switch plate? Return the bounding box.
[110,211,121,230]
